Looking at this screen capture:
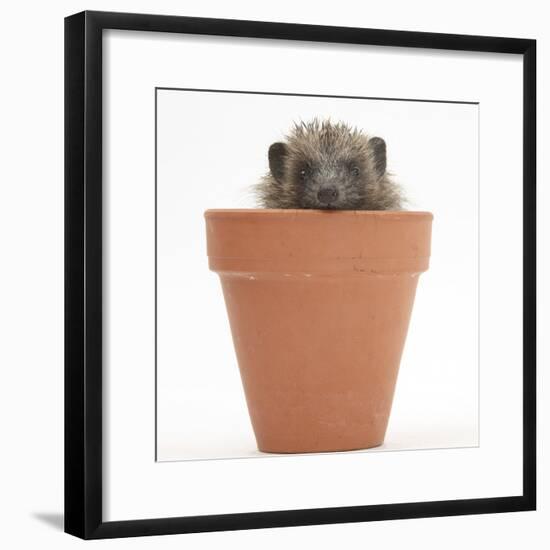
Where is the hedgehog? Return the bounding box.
[254,119,404,210]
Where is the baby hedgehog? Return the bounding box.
[255,119,403,210]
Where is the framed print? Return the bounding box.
[64,10,536,539]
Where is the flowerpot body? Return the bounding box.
[205,209,432,454]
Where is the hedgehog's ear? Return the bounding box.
[369,137,387,178]
[268,142,288,184]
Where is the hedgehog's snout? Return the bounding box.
[317,186,340,206]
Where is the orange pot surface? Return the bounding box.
[205,209,432,454]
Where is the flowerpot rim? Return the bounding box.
[206,208,433,274]
[205,208,433,220]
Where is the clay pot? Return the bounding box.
[205,209,432,454]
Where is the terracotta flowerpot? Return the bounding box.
[205,209,432,454]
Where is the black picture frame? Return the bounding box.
[64,10,536,540]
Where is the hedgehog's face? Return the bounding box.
[290,153,370,209]
[268,131,387,210]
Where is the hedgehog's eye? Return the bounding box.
[299,169,308,180]
[351,166,360,177]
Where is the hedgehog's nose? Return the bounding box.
[317,186,339,205]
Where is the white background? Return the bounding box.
[104,26,522,521]
[0,1,547,549]
[156,90,480,461]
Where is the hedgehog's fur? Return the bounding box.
[254,119,404,210]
